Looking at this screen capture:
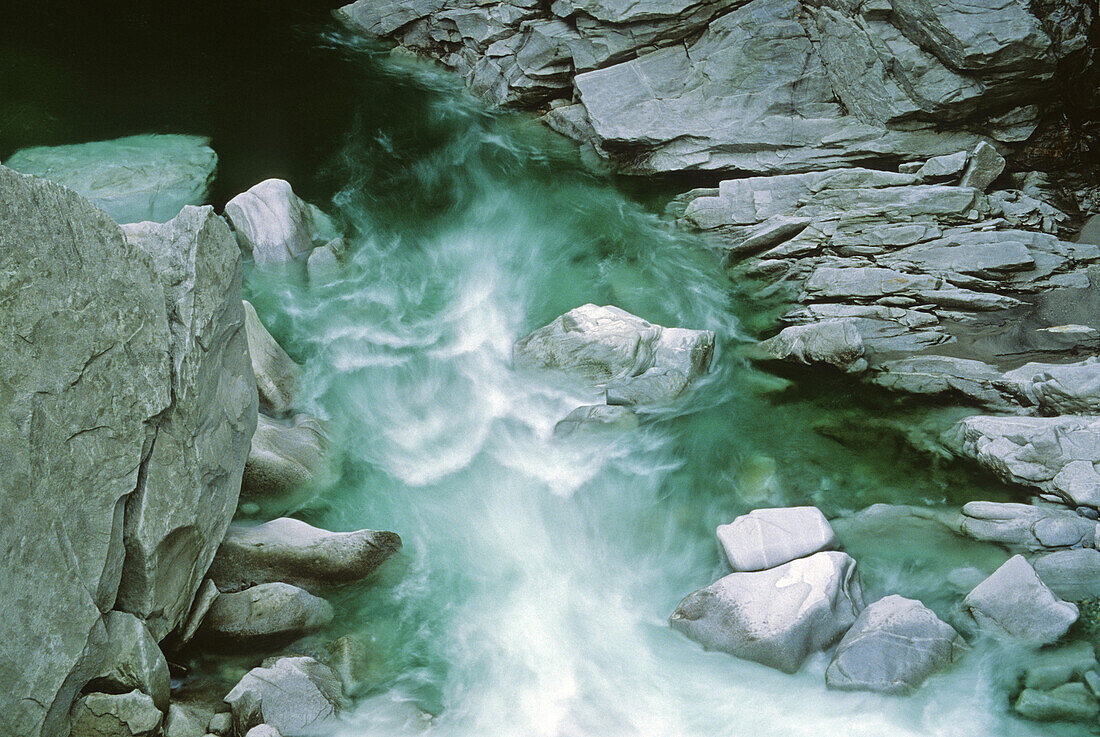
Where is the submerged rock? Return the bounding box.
[670,551,864,673]
[1020,641,1098,691]
[243,301,300,415]
[825,595,964,694]
[961,555,1078,644]
[69,691,162,737]
[242,414,329,501]
[198,583,333,646]
[225,657,342,737]
[1015,683,1099,722]
[4,134,216,224]
[716,506,837,572]
[552,404,639,436]
[208,518,402,594]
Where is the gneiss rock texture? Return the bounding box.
[0,167,257,737]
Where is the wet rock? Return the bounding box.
[91,612,170,711]
[225,179,318,267]
[307,241,341,282]
[716,506,838,572]
[225,656,342,737]
[245,727,283,737]
[70,691,162,737]
[552,404,639,436]
[825,595,964,694]
[208,518,401,594]
[959,502,1096,551]
[958,142,1007,191]
[1015,682,1099,722]
[242,413,329,500]
[758,320,867,373]
[198,583,333,647]
[324,635,373,698]
[1033,549,1100,600]
[513,304,714,404]
[961,555,1078,644]
[163,705,203,737]
[670,551,864,673]
[1020,641,1098,690]
[3,134,217,224]
[243,301,300,415]
[869,356,1011,408]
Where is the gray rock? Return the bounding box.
[958,141,1007,191]
[3,134,217,224]
[225,656,342,737]
[513,304,714,403]
[207,713,232,735]
[1003,358,1100,415]
[716,506,838,572]
[208,518,402,594]
[242,413,329,500]
[916,151,968,181]
[803,266,939,301]
[245,727,284,737]
[959,502,1096,551]
[324,635,372,698]
[307,241,341,282]
[179,579,220,646]
[757,320,868,373]
[0,167,171,737]
[92,612,170,711]
[1015,683,1099,722]
[869,356,1011,408]
[70,691,162,737]
[117,206,258,640]
[961,555,1078,644]
[1033,549,1100,600]
[243,301,300,415]
[163,705,204,737]
[1021,641,1098,690]
[199,583,333,646]
[225,179,317,267]
[552,404,639,436]
[669,551,864,673]
[825,595,964,694]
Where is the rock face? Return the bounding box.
[243,301,300,415]
[225,657,342,737]
[716,506,838,572]
[825,595,963,694]
[207,518,402,593]
[117,207,258,640]
[225,179,324,267]
[3,134,217,224]
[669,551,864,673]
[242,414,329,500]
[198,583,334,646]
[513,304,714,405]
[961,555,1078,644]
[70,691,163,737]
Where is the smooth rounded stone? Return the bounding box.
[961,555,1078,644]
[324,635,373,698]
[916,151,968,181]
[958,141,1006,191]
[757,319,868,373]
[70,691,163,737]
[225,656,342,737]
[716,506,838,572]
[207,713,232,735]
[116,206,258,640]
[669,551,864,673]
[552,404,639,436]
[208,518,402,594]
[1021,641,1098,691]
[825,595,964,694]
[242,413,329,500]
[1034,549,1100,600]
[512,304,714,404]
[198,583,333,646]
[163,705,203,737]
[3,134,217,224]
[91,612,170,711]
[245,726,283,737]
[225,179,316,267]
[0,167,173,737]
[1015,683,1099,722]
[959,502,1096,552]
[243,301,299,415]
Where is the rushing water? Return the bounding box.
[5,6,1091,736]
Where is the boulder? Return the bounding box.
[207,518,402,594]
[1033,549,1100,600]
[91,612,170,711]
[1015,683,1099,722]
[0,166,171,737]
[1002,358,1100,415]
[179,579,220,646]
[3,134,217,224]
[669,551,864,673]
[243,301,300,415]
[552,404,639,436]
[225,657,342,737]
[1020,641,1098,690]
[513,304,714,404]
[916,151,968,181]
[69,691,162,737]
[825,595,964,694]
[163,705,204,737]
[961,555,1078,644]
[245,727,284,737]
[757,320,867,373]
[958,141,1007,191]
[118,206,258,640]
[242,413,328,500]
[225,179,319,267]
[716,506,838,572]
[198,583,333,646]
[959,502,1096,551]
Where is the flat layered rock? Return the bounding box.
[758,319,867,373]
[208,518,402,594]
[225,657,342,737]
[716,506,838,572]
[961,555,1078,644]
[4,134,216,224]
[959,502,1096,551]
[670,551,864,673]
[825,595,964,694]
[1015,683,1099,722]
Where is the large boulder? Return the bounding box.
[91,612,170,711]
[757,320,868,373]
[198,583,333,647]
[513,304,714,404]
[242,414,329,501]
[716,506,838,572]
[225,179,321,267]
[69,690,163,737]
[225,657,342,737]
[825,595,964,694]
[1033,549,1100,600]
[118,207,258,639]
[961,555,1078,644]
[243,301,300,415]
[207,518,402,593]
[3,134,217,224]
[0,167,172,737]
[669,551,864,673]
